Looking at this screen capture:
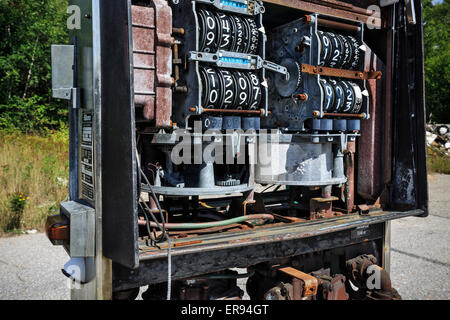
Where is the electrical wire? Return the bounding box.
[138,202,157,245]
[139,214,275,229]
[136,148,172,300]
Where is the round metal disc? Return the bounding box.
[274,58,301,98]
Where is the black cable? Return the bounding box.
[140,167,168,242]
[136,148,171,300]
[139,194,166,242]
[138,202,158,246]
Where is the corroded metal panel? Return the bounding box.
[132,1,172,127]
[358,48,385,200]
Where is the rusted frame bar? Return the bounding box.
[320,113,366,119]
[316,17,360,32]
[262,0,381,28]
[112,219,390,290]
[137,209,423,260]
[311,0,379,16]
[301,63,382,80]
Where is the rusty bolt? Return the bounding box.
[312,110,320,117]
[172,27,185,35]
[296,93,308,101]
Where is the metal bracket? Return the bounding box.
[194,0,263,15]
[261,59,289,79]
[51,44,81,109]
[51,45,75,99]
[189,51,288,77]
[279,267,319,297]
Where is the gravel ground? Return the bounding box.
[0,174,449,300]
[390,174,450,300]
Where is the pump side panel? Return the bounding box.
[100,0,139,269]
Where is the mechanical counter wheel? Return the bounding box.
[198,10,260,54]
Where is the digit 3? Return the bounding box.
[218,69,236,108]
[215,12,233,51]
[348,81,363,113]
[339,80,356,113]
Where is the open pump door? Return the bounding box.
[49,0,428,289]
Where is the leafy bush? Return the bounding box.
[0,95,68,133]
[5,192,29,230]
[0,0,68,133]
[424,0,450,123]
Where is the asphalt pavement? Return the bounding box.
[0,174,449,300]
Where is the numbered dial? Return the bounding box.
[197,10,260,54]
[337,34,352,70]
[320,78,335,112]
[339,81,355,113]
[318,31,332,67]
[244,17,259,55]
[216,12,234,51]
[218,69,236,108]
[199,68,262,109]
[231,15,245,53]
[327,32,344,69]
[348,81,363,113]
[328,79,345,113]
[199,10,219,53]
[246,72,262,109]
[317,31,364,70]
[232,71,251,109]
[347,35,363,70]
[200,67,222,108]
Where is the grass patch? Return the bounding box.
[0,130,69,234]
[427,146,450,174]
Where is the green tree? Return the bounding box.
[0,0,68,133]
[423,0,450,123]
